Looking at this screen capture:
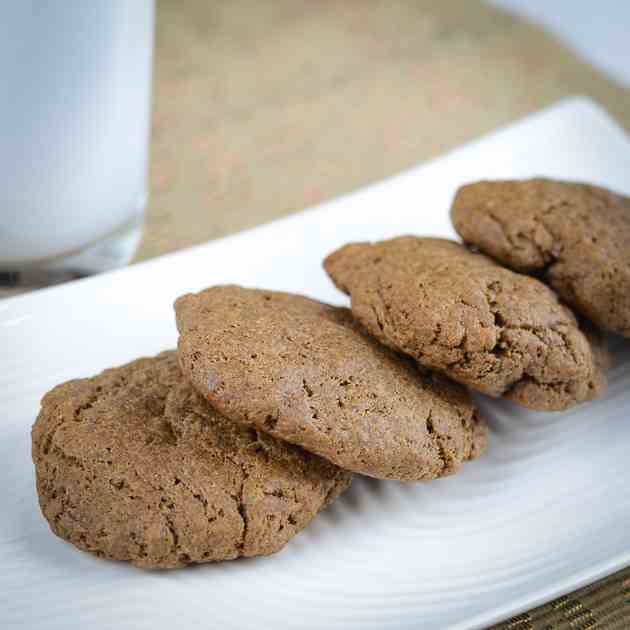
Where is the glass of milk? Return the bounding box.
[0,1,154,288]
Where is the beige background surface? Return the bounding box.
[140,0,630,262]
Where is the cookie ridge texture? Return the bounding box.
[451,178,630,337]
[175,285,487,481]
[324,236,607,411]
[32,351,351,569]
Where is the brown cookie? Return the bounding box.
[32,352,350,569]
[175,286,487,482]
[451,178,630,337]
[324,237,606,411]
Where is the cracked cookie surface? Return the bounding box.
[32,351,350,569]
[451,178,630,337]
[175,286,487,481]
[324,237,606,411]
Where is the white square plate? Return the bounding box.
[2,97,629,630]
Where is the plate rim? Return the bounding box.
[3,95,630,630]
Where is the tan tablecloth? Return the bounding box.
[140,0,629,262]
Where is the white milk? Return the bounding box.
[0,1,154,267]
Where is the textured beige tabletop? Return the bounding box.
[140,0,629,262]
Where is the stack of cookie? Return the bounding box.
[32,177,628,569]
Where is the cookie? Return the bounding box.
[451,178,630,337]
[324,236,606,411]
[175,286,487,482]
[32,352,351,569]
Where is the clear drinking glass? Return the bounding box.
[0,1,154,288]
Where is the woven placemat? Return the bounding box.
[493,566,630,629]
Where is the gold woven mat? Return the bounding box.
[146,2,629,626]
[493,566,630,629]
